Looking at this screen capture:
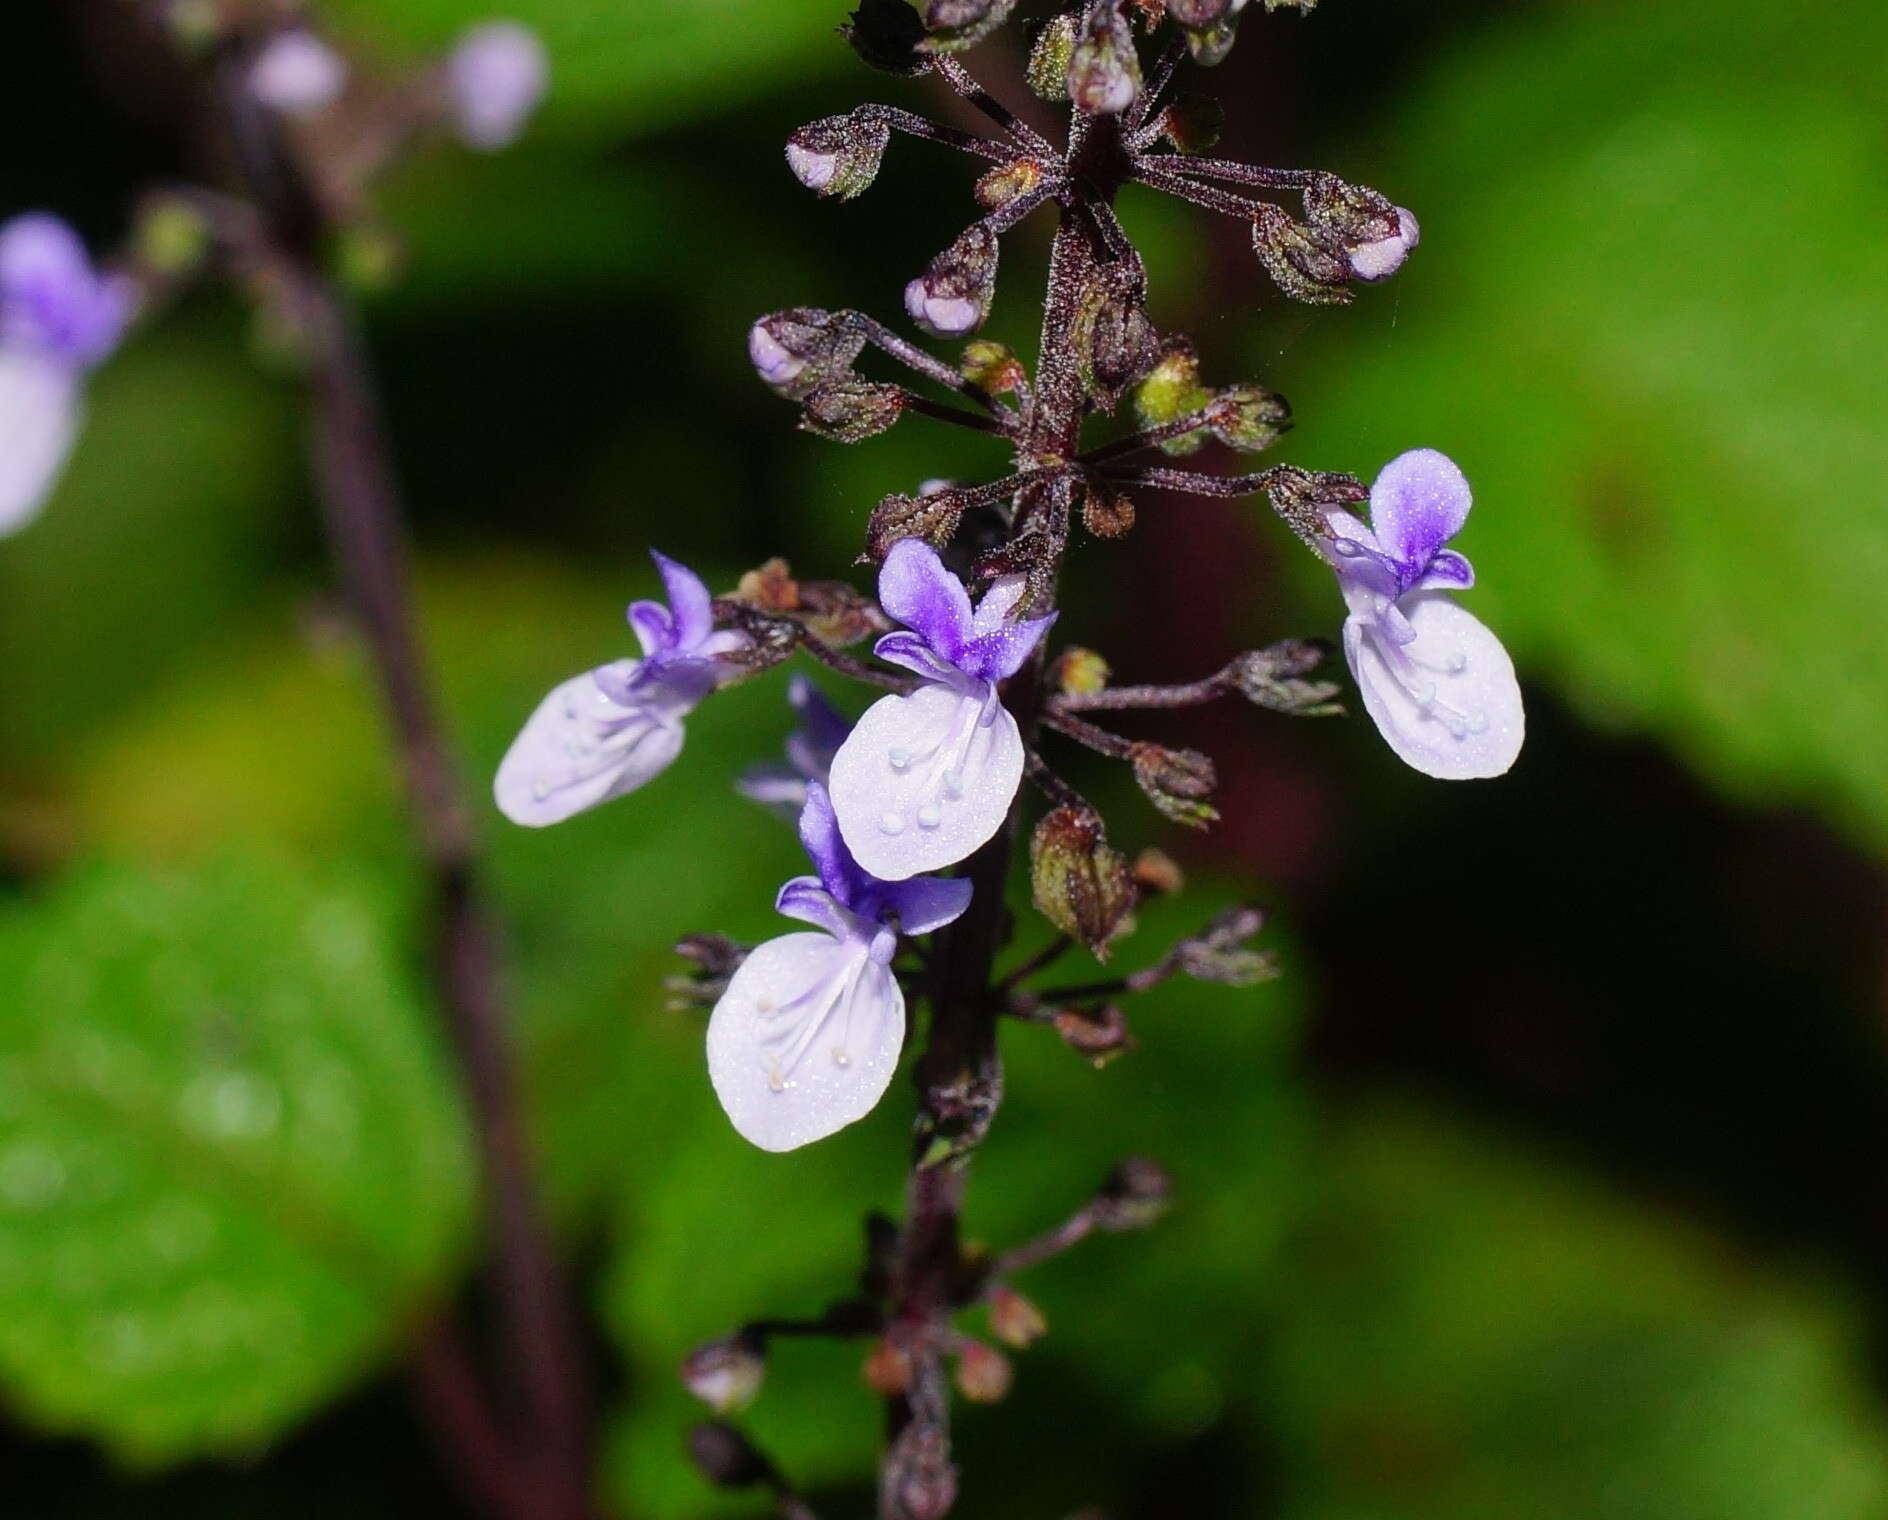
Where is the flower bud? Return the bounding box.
[1166,0,1232,24]
[786,113,892,200]
[1131,847,1184,896]
[1051,645,1112,696]
[1159,94,1225,154]
[1079,482,1136,539]
[1181,15,1240,66]
[1207,384,1291,452]
[842,0,932,75]
[1127,742,1218,828]
[799,379,907,442]
[1251,204,1353,305]
[680,1335,766,1414]
[248,30,348,116]
[921,0,1016,51]
[866,487,965,561]
[1030,805,1135,958]
[686,1421,773,1488]
[134,194,210,279]
[884,1422,958,1520]
[1092,1156,1172,1231]
[1134,340,1213,455]
[974,158,1043,211]
[747,307,867,396]
[958,338,1025,395]
[953,1339,1015,1403]
[1304,174,1419,282]
[905,224,998,337]
[1054,1003,1136,1065]
[988,1286,1049,1348]
[862,1335,914,1396]
[1227,640,1342,716]
[1173,904,1277,986]
[1025,14,1078,100]
[1067,1,1142,115]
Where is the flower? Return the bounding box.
[736,675,851,820]
[827,539,1054,879]
[247,31,349,116]
[0,214,129,536]
[1321,449,1523,779]
[1345,206,1420,283]
[494,551,747,825]
[707,784,971,1151]
[446,22,549,151]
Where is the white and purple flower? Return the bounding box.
[1322,448,1523,779]
[707,783,971,1152]
[827,539,1054,880]
[494,551,748,825]
[736,675,851,821]
[0,214,129,536]
[446,22,549,152]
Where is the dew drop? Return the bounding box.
[888,747,912,771]
[754,997,776,1014]
[831,1048,851,1068]
[767,1069,786,1093]
[531,777,551,801]
[917,805,942,830]
[879,811,906,835]
[1446,652,1468,674]
[942,769,965,799]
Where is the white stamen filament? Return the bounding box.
[877,685,997,834]
[1373,621,1488,740]
[754,948,872,1092]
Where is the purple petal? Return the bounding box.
[877,875,973,936]
[706,932,905,1151]
[958,611,1057,684]
[651,549,714,650]
[627,599,675,656]
[446,21,548,151]
[773,877,855,940]
[878,539,971,659]
[734,761,809,821]
[873,631,967,689]
[1369,448,1472,574]
[786,675,850,766]
[0,215,125,367]
[797,782,872,906]
[0,349,81,535]
[1417,548,1475,591]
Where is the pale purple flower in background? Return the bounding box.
[827,539,1054,879]
[494,551,748,825]
[1322,448,1523,779]
[1346,206,1420,283]
[0,214,129,536]
[446,22,549,151]
[736,675,851,820]
[247,30,349,116]
[707,783,971,1151]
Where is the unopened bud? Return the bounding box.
[959,338,1025,394]
[921,0,1016,51]
[1304,174,1419,282]
[1159,93,1225,154]
[1025,14,1078,100]
[866,488,965,560]
[974,158,1044,211]
[1167,0,1232,24]
[680,1335,766,1414]
[1080,482,1136,539]
[165,0,224,51]
[1054,1003,1136,1065]
[1251,204,1353,305]
[1208,384,1291,452]
[883,1421,958,1520]
[905,224,998,337]
[1181,15,1240,66]
[800,380,907,442]
[988,1286,1049,1348]
[843,0,932,75]
[1134,340,1213,454]
[1067,1,1143,115]
[1128,742,1218,828]
[1228,640,1342,716]
[1092,1156,1172,1231]
[954,1339,1015,1403]
[786,113,891,200]
[747,307,866,397]
[1051,645,1112,696]
[686,1421,773,1488]
[336,225,403,293]
[1131,847,1184,896]
[134,195,210,279]
[1031,805,1135,958]
[862,1336,913,1396]
[1173,904,1277,986]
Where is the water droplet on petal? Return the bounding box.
[1446,652,1468,674]
[531,777,551,800]
[767,1069,786,1093]
[889,747,912,771]
[831,1048,850,1068]
[917,805,941,829]
[879,811,906,835]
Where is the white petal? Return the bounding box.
[0,350,80,536]
[1346,594,1524,780]
[827,682,1023,880]
[493,667,684,825]
[706,933,904,1152]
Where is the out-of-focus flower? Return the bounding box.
[0,214,129,536]
[446,22,548,151]
[247,30,349,116]
[737,675,851,820]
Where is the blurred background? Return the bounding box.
[2,0,1886,1514]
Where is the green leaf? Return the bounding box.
[0,853,473,1465]
[1266,1102,1888,1520]
[1275,3,1888,851]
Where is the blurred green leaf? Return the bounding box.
[323,0,846,137]
[0,852,473,1465]
[1267,1102,1888,1520]
[1277,2,1888,849]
